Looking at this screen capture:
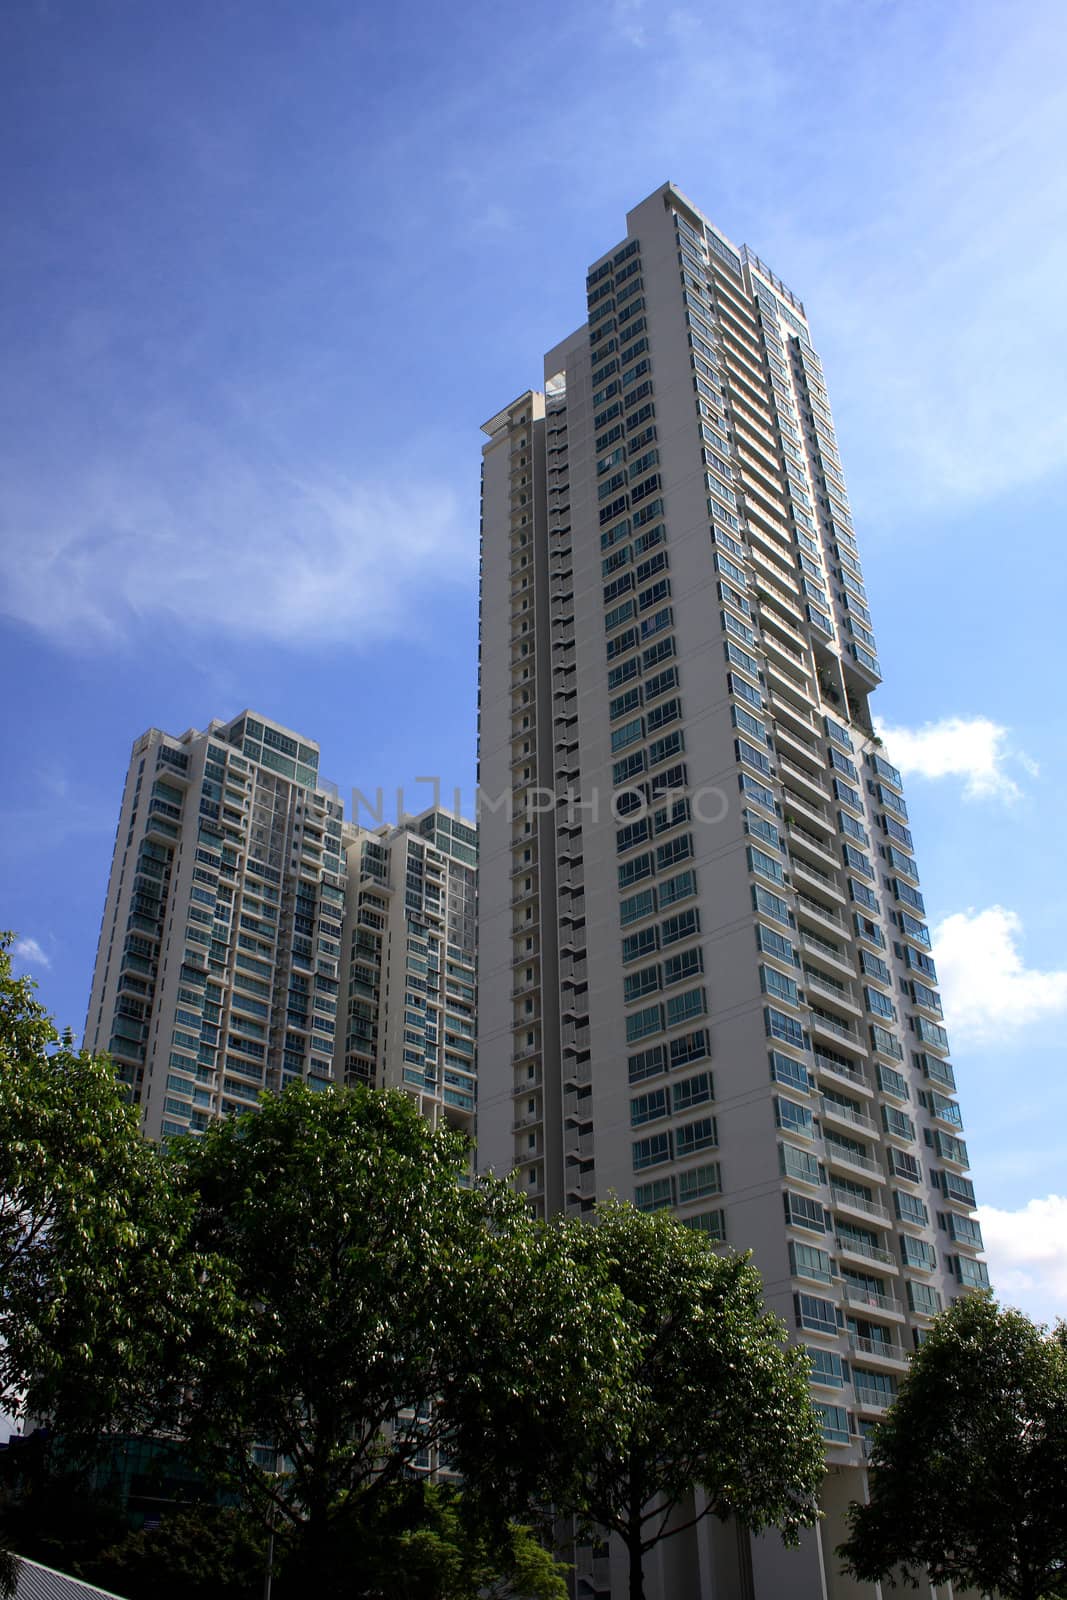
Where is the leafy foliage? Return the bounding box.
[0,933,207,1449]
[85,1506,267,1600]
[165,1085,618,1585]
[0,1545,18,1600]
[839,1294,1067,1600]
[566,1200,824,1600]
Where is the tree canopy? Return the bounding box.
[839,1294,1067,1600]
[563,1200,824,1600]
[161,1083,621,1590]
[0,933,205,1448]
[0,943,829,1599]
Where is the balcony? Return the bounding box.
[781,787,834,836]
[848,1328,906,1361]
[853,1386,893,1415]
[779,757,830,803]
[800,930,854,976]
[813,1053,871,1099]
[835,1232,894,1268]
[830,1183,889,1222]
[787,821,839,872]
[823,1140,881,1180]
[844,1284,904,1319]
[808,1006,861,1046]
[820,1097,876,1136]
[795,892,846,933]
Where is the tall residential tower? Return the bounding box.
[477,183,985,1600]
[86,712,348,1139]
[86,713,478,1143]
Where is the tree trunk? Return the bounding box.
[627,1458,645,1600]
[626,1526,645,1600]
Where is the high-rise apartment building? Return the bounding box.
[338,809,478,1136]
[477,183,986,1599]
[86,712,348,1140]
[86,712,478,1143]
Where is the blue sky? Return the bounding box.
[2,0,1066,1319]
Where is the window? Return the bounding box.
[659,869,697,907]
[748,845,784,884]
[808,1348,846,1387]
[907,1280,942,1317]
[617,818,650,856]
[790,1242,833,1283]
[631,1087,668,1126]
[756,924,795,964]
[882,1106,916,1141]
[664,946,703,986]
[620,887,656,926]
[610,686,642,721]
[666,987,706,1027]
[783,1186,826,1227]
[622,925,658,963]
[770,1050,809,1093]
[678,1162,721,1202]
[754,885,792,927]
[618,852,654,889]
[814,1404,850,1444]
[676,1115,717,1156]
[632,1132,671,1171]
[766,1007,805,1049]
[780,1152,825,1190]
[673,1071,712,1112]
[729,673,763,711]
[611,718,644,753]
[624,965,661,1003]
[634,1176,674,1212]
[776,1097,814,1136]
[641,650,677,697]
[901,1235,936,1271]
[626,1004,663,1043]
[669,1028,710,1068]
[762,965,800,1007]
[646,696,681,733]
[741,773,776,812]
[865,986,896,1021]
[795,1293,838,1336]
[660,907,700,946]
[628,1044,665,1083]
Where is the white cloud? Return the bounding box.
[0,443,474,650]
[933,907,1067,1043]
[875,716,1033,802]
[11,937,50,969]
[977,1195,1067,1328]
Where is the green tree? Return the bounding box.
[839,1295,1067,1600]
[86,1506,267,1600]
[0,933,205,1449]
[0,1545,18,1600]
[167,1085,623,1592]
[566,1200,824,1600]
[294,1480,568,1600]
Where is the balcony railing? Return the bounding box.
[795,892,845,930]
[848,1333,907,1363]
[835,1232,893,1266]
[844,1284,903,1317]
[830,1183,888,1220]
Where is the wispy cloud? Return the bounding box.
[933,906,1067,1043]
[978,1194,1067,1328]
[875,715,1033,802]
[0,436,474,651]
[12,936,51,969]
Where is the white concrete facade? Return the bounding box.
[336,808,478,1137]
[477,184,986,1600]
[85,712,348,1140]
